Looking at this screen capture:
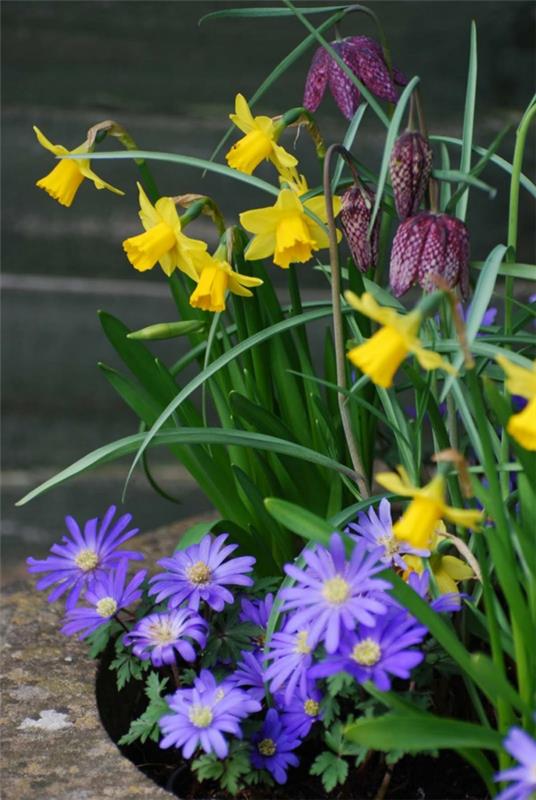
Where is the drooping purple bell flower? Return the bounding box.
[390,211,470,299]
[389,131,433,220]
[340,183,381,272]
[303,36,406,120]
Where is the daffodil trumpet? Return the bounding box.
[188,246,263,314]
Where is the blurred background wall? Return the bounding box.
[2,1,535,579]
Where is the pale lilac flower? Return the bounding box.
[281,534,391,653]
[27,505,143,609]
[159,669,261,759]
[123,609,207,667]
[264,626,316,704]
[494,726,536,800]
[61,559,146,639]
[149,534,255,612]
[251,709,300,784]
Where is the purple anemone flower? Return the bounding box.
[345,497,430,569]
[494,726,536,800]
[264,625,316,704]
[159,669,261,759]
[27,505,143,610]
[310,607,426,691]
[281,534,391,654]
[123,609,207,667]
[277,683,323,739]
[148,534,255,612]
[251,708,301,784]
[240,593,274,628]
[304,35,406,120]
[406,569,466,613]
[61,559,146,639]
[229,649,267,703]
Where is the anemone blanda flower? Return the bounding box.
[122,183,207,279]
[148,533,255,612]
[251,709,301,785]
[404,552,474,599]
[34,126,123,207]
[345,291,456,389]
[496,356,536,451]
[189,250,263,313]
[159,669,261,759]
[229,650,266,703]
[61,559,146,639]
[264,626,316,704]
[310,607,426,691]
[494,725,536,800]
[345,497,429,569]
[225,94,297,176]
[280,534,391,654]
[240,592,274,628]
[376,467,483,549]
[27,505,143,610]
[277,683,322,738]
[404,568,467,613]
[123,609,207,667]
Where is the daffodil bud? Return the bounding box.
[389,131,433,220]
[390,212,470,299]
[127,321,206,340]
[340,184,381,272]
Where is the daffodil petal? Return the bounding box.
[440,555,474,581]
[375,471,417,497]
[78,163,124,195]
[496,356,536,399]
[443,506,483,529]
[412,344,456,375]
[33,126,67,156]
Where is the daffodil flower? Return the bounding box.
[403,522,474,594]
[189,252,263,313]
[376,467,483,549]
[225,94,298,176]
[496,356,536,451]
[34,126,124,207]
[123,183,207,279]
[345,291,456,389]
[240,185,341,270]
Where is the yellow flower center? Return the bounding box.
[74,548,99,571]
[188,704,213,729]
[258,738,277,756]
[322,576,350,605]
[96,597,118,618]
[274,213,315,269]
[147,620,176,645]
[377,535,399,557]
[347,325,409,389]
[351,638,381,666]
[293,630,312,655]
[394,496,443,550]
[123,221,176,272]
[226,129,273,175]
[304,699,320,717]
[36,159,85,208]
[186,561,212,586]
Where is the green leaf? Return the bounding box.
[345,713,503,751]
[174,520,217,552]
[470,260,536,280]
[456,21,478,221]
[109,650,149,691]
[332,104,368,192]
[86,620,117,658]
[118,672,169,745]
[432,169,496,198]
[191,753,224,783]
[264,498,336,546]
[310,751,348,793]
[199,5,348,22]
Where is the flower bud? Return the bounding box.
[390,212,470,299]
[340,184,381,272]
[389,131,433,220]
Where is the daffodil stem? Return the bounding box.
[323,144,369,498]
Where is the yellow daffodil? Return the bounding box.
[34,126,123,207]
[496,356,536,451]
[376,467,483,549]
[225,94,298,176]
[189,252,263,313]
[345,292,456,389]
[403,521,475,594]
[123,183,207,279]
[240,186,341,270]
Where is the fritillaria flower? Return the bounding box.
[251,709,301,785]
[34,126,123,207]
[340,183,381,271]
[27,505,143,610]
[189,251,263,313]
[226,93,297,176]
[303,35,406,120]
[494,726,536,800]
[496,356,536,451]
[123,609,207,667]
[389,131,433,220]
[390,211,470,299]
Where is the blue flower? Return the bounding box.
[159,669,261,759]
[149,534,255,612]
[27,505,143,609]
[229,650,266,703]
[264,625,316,704]
[277,682,323,738]
[61,559,146,639]
[240,593,274,628]
[494,725,536,800]
[123,609,207,667]
[281,534,391,653]
[251,708,300,784]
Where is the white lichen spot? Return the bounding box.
[18,709,73,731]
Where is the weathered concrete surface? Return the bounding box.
[1,516,216,800]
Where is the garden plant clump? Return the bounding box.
[23,2,535,798]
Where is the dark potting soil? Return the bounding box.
[96,649,489,800]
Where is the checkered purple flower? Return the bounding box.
[27,505,143,610]
[123,609,207,667]
[251,708,301,784]
[494,725,536,800]
[340,182,381,272]
[61,559,146,639]
[280,534,391,653]
[389,131,433,220]
[148,533,255,612]
[159,669,261,759]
